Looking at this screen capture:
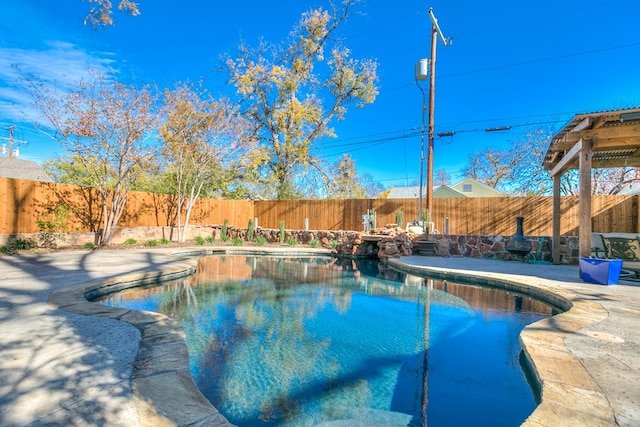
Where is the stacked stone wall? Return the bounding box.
[430,234,580,265]
[1,225,580,264]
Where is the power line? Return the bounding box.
[316,129,420,151]
[442,41,640,79]
[311,116,571,158]
[434,119,567,140]
[314,132,419,159]
[376,40,640,95]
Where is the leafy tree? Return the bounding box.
[593,168,640,195]
[226,1,379,200]
[25,70,158,245]
[464,147,519,190]
[43,155,95,186]
[132,168,175,194]
[327,154,366,199]
[159,81,253,241]
[464,125,640,196]
[360,173,386,198]
[508,128,555,195]
[560,168,640,195]
[463,127,553,195]
[82,0,140,28]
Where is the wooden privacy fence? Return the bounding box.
[1,177,638,236]
[254,195,639,236]
[0,178,252,234]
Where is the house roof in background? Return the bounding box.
[385,185,424,199]
[0,157,52,182]
[386,178,505,199]
[433,185,465,198]
[450,177,506,197]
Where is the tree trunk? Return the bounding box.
[98,187,129,246]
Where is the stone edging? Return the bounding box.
[386,258,616,426]
[47,247,331,427]
[47,247,615,426]
[48,253,229,426]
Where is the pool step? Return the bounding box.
[314,407,414,427]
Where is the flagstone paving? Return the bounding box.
[0,247,638,426]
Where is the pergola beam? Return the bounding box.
[555,124,640,147]
[572,117,591,132]
[550,138,582,177]
[592,158,640,168]
[543,108,640,265]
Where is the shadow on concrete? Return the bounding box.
[0,249,205,426]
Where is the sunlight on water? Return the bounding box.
[98,255,555,427]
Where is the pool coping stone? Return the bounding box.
[1,247,638,426]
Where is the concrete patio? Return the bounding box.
[0,247,638,426]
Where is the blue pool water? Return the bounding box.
[98,255,556,427]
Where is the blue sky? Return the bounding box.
[1,0,639,188]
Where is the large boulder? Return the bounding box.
[376,228,413,260]
[331,226,412,260]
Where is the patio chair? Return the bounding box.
[596,233,640,280]
[591,233,607,258]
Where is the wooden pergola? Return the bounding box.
[543,107,640,264]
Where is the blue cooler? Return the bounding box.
[579,257,623,285]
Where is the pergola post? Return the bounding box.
[578,138,593,258]
[543,108,640,265]
[552,174,561,264]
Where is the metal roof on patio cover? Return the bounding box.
[543,107,640,264]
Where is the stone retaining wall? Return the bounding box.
[431,233,580,265]
[1,225,581,264]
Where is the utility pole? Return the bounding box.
[1,126,26,158]
[426,8,450,215]
[6,126,15,157]
[415,59,428,224]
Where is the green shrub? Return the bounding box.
[12,238,37,250]
[123,238,138,245]
[330,239,338,249]
[159,238,171,245]
[205,236,216,244]
[84,242,96,249]
[255,235,267,246]
[278,220,285,244]
[221,219,229,242]
[309,239,320,248]
[422,209,431,238]
[232,237,244,246]
[286,237,298,246]
[36,204,71,248]
[395,210,404,228]
[144,239,158,247]
[0,239,39,254]
[36,222,57,248]
[246,218,255,242]
[194,236,205,245]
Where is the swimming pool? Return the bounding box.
[97,255,556,426]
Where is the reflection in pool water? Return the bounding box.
[98,255,556,427]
